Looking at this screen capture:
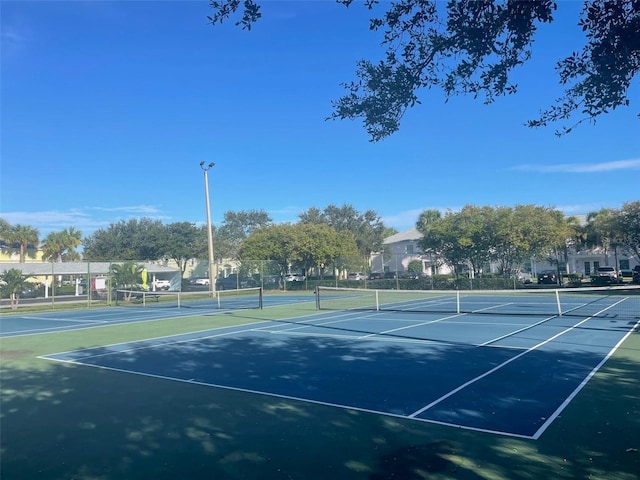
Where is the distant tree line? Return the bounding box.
[0,205,388,279]
[1,201,639,280]
[416,202,640,276]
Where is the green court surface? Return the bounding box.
[1,299,639,480]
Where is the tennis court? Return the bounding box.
[0,289,310,337]
[40,286,640,439]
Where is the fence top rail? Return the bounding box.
[0,262,179,276]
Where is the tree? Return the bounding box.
[294,223,360,277]
[419,204,573,277]
[0,268,31,310]
[451,205,496,276]
[419,207,489,276]
[239,222,360,278]
[163,222,200,274]
[415,209,443,257]
[0,218,11,243]
[407,259,423,274]
[110,261,144,302]
[83,218,166,261]
[415,209,443,274]
[584,208,621,264]
[616,201,640,260]
[42,227,83,262]
[492,205,575,276]
[299,203,385,260]
[7,224,40,263]
[209,0,639,141]
[333,230,362,276]
[239,223,299,277]
[216,210,272,261]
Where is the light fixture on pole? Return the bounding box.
[200,161,216,295]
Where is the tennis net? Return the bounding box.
[315,285,640,320]
[115,287,262,310]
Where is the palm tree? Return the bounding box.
[42,228,83,262]
[9,224,40,263]
[110,261,144,302]
[42,231,67,262]
[63,227,82,255]
[0,218,11,254]
[416,209,443,275]
[585,209,619,264]
[0,218,11,242]
[0,268,31,310]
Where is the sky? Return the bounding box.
[1,0,638,241]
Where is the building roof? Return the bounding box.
[383,227,423,245]
[0,262,179,276]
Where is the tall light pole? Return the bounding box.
[200,162,216,295]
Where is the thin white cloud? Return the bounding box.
[382,206,459,230]
[381,209,424,230]
[1,205,171,239]
[556,203,604,214]
[88,205,163,214]
[514,158,640,173]
[268,205,305,223]
[1,16,32,59]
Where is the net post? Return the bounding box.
[259,286,263,309]
[375,289,380,311]
[555,289,562,316]
[456,291,460,314]
[177,291,181,309]
[142,291,146,308]
[315,286,320,310]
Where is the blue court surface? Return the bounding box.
[31,291,640,440]
[0,292,313,337]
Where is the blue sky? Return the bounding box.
[1,0,638,240]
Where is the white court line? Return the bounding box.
[532,313,640,439]
[39,296,637,440]
[407,298,629,427]
[358,312,469,339]
[479,315,559,346]
[40,321,278,361]
[17,315,108,324]
[34,356,537,440]
[40,311,363,361]
[3,294,316,338]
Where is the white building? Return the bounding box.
[371,228,639,277]
[370,228,453,276]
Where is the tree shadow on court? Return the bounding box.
[1,326,638,480]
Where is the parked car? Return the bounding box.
[262,275,279,286]
[633,266,640,284]
[537,270,558,284]
[517,271,533,284]
[194,278,210,286]
[20,289,39,299]
[154,279,171,290]
[400,272,420,280]
[369,272,383,280]
[216,274,258,290]
[384,271,397,279]
[285,273,305,282]
[348,272,365,281]
[593,266,622,285]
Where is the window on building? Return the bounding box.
[594,261,600,271]
[406,244,414,254]
[584,262,590,276]
[620,259,630,270]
